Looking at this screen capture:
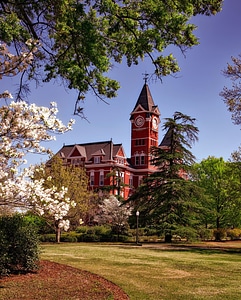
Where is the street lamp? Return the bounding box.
[136,210,139,245]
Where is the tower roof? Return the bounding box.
[159,128,172,148]
[132,83,158,113]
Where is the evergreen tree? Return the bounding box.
[129,112,201,242]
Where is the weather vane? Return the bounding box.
[142,72,149,84]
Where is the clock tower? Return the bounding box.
[130,83,160,171]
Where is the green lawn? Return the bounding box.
[41,242,241,300]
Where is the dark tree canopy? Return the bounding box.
[0,0,223,114]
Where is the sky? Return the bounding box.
[1,0,241,165]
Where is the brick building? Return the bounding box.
[55,83,169,199]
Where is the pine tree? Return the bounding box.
[129,112,201,242]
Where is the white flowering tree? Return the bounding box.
[0,92,76,241]
[0,37,79,243]
[96,195,132,240]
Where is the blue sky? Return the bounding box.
[1,0,241,165]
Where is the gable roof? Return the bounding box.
[57,140,126,162]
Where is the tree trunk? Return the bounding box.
[215,215,221,241]
[55,221,61,243]
[165,233,172,243]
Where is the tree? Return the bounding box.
[230,146,241,162]
[0,0,222,113]
[129,112,201,242]
[33,156,92,242]
[0,99,76,234]
[192,156,241,240]
[220,55,241,125]
[95,195,132,240]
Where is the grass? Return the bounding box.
[41,242,241,300]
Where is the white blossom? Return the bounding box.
[0,99,76,231]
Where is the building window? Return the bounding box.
[135,155,139,165]
[94,156,100,164]
[135,139,145,146]
[90,171,94,186]
[140,155,145,165]
[71,158,81,165]
[129,175,133,187]
[151,139,157,147]
[99,171,104,186]
[120,172,124,183]
[138,176,143,186]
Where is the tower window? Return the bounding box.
[140,155,145,165]
[135,139,145,146]
[135,156,140,165]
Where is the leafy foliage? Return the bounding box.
[0,214,40,276]
[33,156,93,242]
[193,156,241,238]
[0,0,222,112]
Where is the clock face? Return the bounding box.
[152,117,158,129]
[135,116,145,127]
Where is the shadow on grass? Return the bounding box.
[116,241,241,255]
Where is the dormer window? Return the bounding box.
[94,156,101,164]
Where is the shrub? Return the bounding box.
[0,214,40,276]
[198,228,213,241]
[173,227,198,242]
[39,234,56,243]
[23,212,54,234]
[75,226,89,234]
[82,234,100,242]
[61,233,79,242]
[144,227,159,236]
[227,228,241,240]
[75,225,113,242]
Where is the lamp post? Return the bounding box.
[136,210,139,245]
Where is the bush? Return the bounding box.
[198,228,213,241]
[40,226,130,243]
[81,234,100,242]
[0,214,40,276]
[227,228,241,240]
[23,212,54,234]
[39,233,56,243]
[75,226,89,234]
[75,225,113,242]
[61,233,79,242]
[173,227,198,242]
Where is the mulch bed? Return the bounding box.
[0,260,129,300]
